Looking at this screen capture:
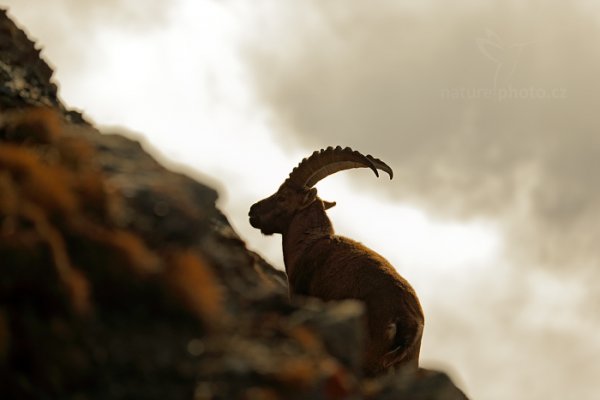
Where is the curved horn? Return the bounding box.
[285,146,393,189]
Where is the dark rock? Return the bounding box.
[0,8,58,109]
[288,299,366,374]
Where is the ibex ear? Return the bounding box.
[300,188,318,209]
[323,200,336,210]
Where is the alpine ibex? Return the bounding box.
[248,146,424,376]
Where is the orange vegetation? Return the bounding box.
[0,107,226,325]
[166,250,224,328]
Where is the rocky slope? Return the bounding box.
[0,9,468,399]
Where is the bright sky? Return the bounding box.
[39,1,502,272]
[5,1,599,399]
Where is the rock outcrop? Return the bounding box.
[0,9,468,399]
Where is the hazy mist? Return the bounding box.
[243,0,600,271]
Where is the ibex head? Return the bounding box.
[248,146,393,235]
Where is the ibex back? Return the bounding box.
[248,146,424,376]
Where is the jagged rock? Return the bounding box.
[364,369,469,400]
[288,299,366,373]
[0,8,469,400]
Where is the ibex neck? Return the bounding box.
[282,201,334,275]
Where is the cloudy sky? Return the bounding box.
[4,1,600,398]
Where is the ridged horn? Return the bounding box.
[285,146,393,189]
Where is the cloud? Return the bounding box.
[5,0,175,34]
[3,0,177,78]
[241,5,600,396]
[241,0,600,270]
